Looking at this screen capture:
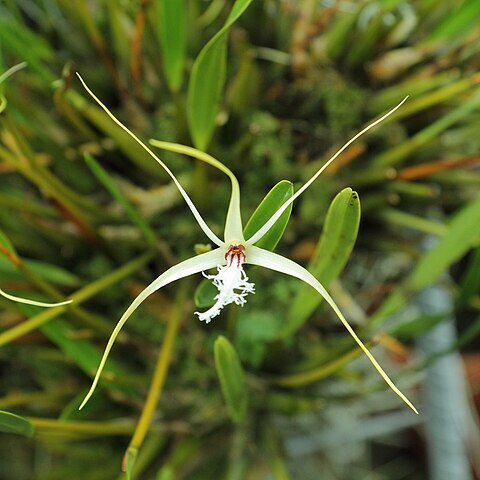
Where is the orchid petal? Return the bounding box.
[76,73,223,247]
[0,288,72,307]
[79,248,223,410]
[246,245,418,414]
[246,98,408,246]
[150,140,243,242]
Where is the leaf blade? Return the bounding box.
[187,0,253,149]
[214,335,248,425]
[0,410,34,438]
[280,188,361,338]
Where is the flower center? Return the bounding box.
[195,244,255,323]
[225,243,246,266]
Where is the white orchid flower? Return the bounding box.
[76,73,416,414]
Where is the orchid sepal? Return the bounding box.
[0,288,72,308]
[246,97,408,246]
[149,139,244,242]
[79,248,224,409]
[246,245,418,414]
[76,73,224,247]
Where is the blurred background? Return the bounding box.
[0,1,479,479]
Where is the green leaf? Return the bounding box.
[124,447,138,480]
[0,410,34,437]
[0,228,17,256]
[194,278,218,309]
[371,194,480,324]
[0,257,80,288]
[407,195,480,291]
[390,313,448,338]
[194,180,294,309]
[427,0,480,42]
[214,335,248,425]
[39,318,135,396]
[67,90,164,178]
[13,301,137,400]
[280,188,361,338]
[457,247,480,307]
[244,180,294,250]
[84,153,156,246]
[187,0,253,149]
[157,0,186,92]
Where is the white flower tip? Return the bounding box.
[195,311,215,324]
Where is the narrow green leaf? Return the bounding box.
[457,247,480,307]
[157,0,186,92]
[427,0,480,42]
[407,195,480,291]
[67,90,164,178]
[0,257,80,288]
[390,313,448,338]
[187,0,254,149]
[0,410,34,437]
[124,447,138,480]
[371,194,480,324]
[194,180,294,309]
[244,180,294,250]
[280,188,361,338]
[0,228,17,256]
[84,153,156,246]
[0,18,54,83]
[11,308,138,400]
[214,335,248,425]
[194,279,218,309]
[40,318,136,396]
[373,87,480,168]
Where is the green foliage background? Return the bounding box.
[0,1,479,479]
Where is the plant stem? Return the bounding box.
[27,417,135,436]
[272,346,364,388]
[124,283,187,464]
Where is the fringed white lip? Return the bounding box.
[196,245,255,323]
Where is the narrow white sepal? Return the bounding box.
[246,245,418,414]
[247,97,409,246]
[0,288,72,307]
[149,140,244,243]
[195,263,255,323]
[78,248,223,410]
[76,73,224,247]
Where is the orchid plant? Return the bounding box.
[77,74,417,414]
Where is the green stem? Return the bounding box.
[226,424,248,480]
[28,417,135,436]
[0,385,76,409]
[263,423,291,480]
[0,250,155,347]
[272,346,364,388]
[125,284,187,457]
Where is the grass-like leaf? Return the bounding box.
[187,0,253,149]
[0,410,34,438]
